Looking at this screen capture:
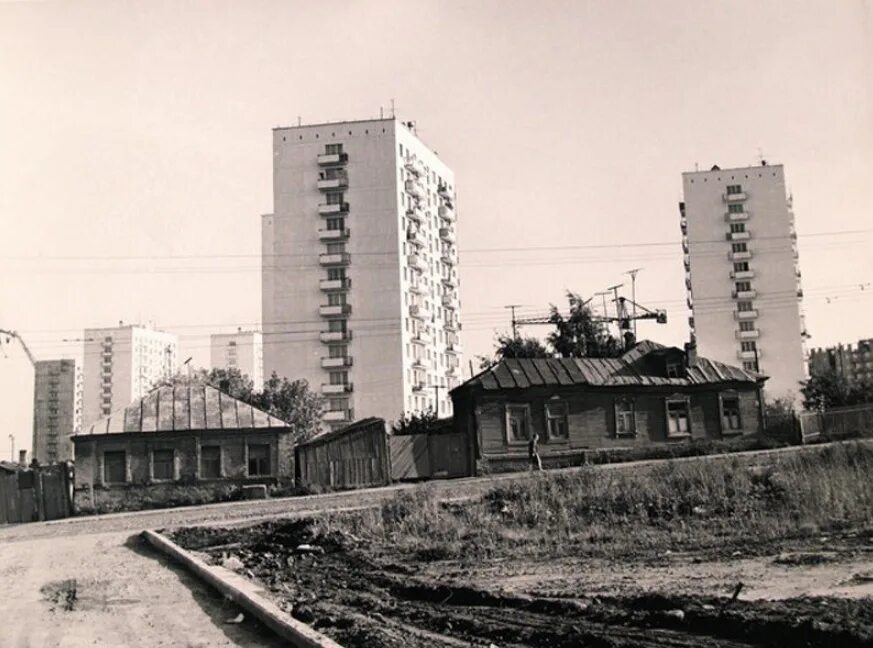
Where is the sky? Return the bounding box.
[1,0,872,459]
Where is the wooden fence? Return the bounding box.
[799,403,873,444]
[0,463,74,524]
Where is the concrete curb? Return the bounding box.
[141,529,343,648]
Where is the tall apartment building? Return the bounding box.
[681,162,807,400]
[81,324,178,427]
[809,339,873,387]
[32,359,82,464]
[262,118,462,427]
[210,330,264,390]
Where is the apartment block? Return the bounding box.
[809,339,873,387]
[210,330,264,390]
[32,359,82,464]
[680,162,807,400]
[81,324,178,427]
[262,118,461,427]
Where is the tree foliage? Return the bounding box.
[547,292,624,359]
[800,371,873,411]
[493,334,551,360]
[391,409,444,435]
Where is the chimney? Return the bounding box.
[18,449,26,465]
[684,341,698,367]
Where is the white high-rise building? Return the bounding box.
[680,162,807,400]
[32,359,82,464]
[210,330,264,390]
[262,118,462,427]
[81,324,178,427]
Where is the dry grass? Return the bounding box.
[313,442,873,561]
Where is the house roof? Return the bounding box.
[297,417,385,448]
[75,383,289,438]
[456,340,764,392]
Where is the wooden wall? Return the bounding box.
[295,420,390,491]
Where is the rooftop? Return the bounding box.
[683,162,783,176]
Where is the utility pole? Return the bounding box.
[606,284,624,337]
[624,268,643,339]
[595,291,610,317]
[505,305,523,338]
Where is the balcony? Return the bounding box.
[405,179,424,199]
[404,157,424,176]
[446,342,462,354]
[320,278,351,291]
[441,274,456,287]
[438,204,454,221]
[322,383,353,394]
[736,329,760,341]
[320,304,352,317]
[407,229,426,246]
[683,254,691,269]
[318,227,350,241]
[733,289,757,299]
[321,356,353,369]
[728,250,752,261]
[318,202,349,216]
[444,319,459,332]
[408,254,424,271]
[442,293,456,308]
[408,282,423,295]
[730,269,755,280]
[724,211,750,222]
[411,382,426,393]
[734,310,759,321]
[411,332,429,345]
[438,227,455,243]
[323,409,351,422]
[409,304,425,319]
[737,350,760,361]
[406,207,422,223]
[320,331,351,343]
[411,358,427,370]
[437,184,452,200]
[723,191,748,202]
[319,252,351,266]
[441,253,456,266]
[680,217,687,233]
[727,231,750,241]
[681,238,689,253]
[317,175,348,190]
[446,366,458,377]
[317,152,348,166]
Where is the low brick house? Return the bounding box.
[450,341,766,473]
[72,384,292,513]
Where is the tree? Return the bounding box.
[252,372,324,444]
[392,408,441,435]
[493,334,551,360]
[801,371,873,411]
[547,292,623,359]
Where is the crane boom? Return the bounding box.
[0,329,37,366]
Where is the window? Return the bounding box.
[737,301,754,312]
[328,397,348,412]
[739,321,755,332]
[735,281,752,293]
[200,446,221,478]
[247,444,271,477]
[326,217,345,230]
[743,361,757,371]
[728,203,744,213]
[666,361,683,378]
[329,345,348,358]
[731,242,748,253]
[665,399,691,437]
[726,184,742,194]
[325,143,343,155]
[733,262,749,273]
[544,401,569,440]
[329,371,348,385]
[328,320,347,333]
[730,223,746,233]
[741,341,757,353]
[614,399,636,437]
[505,404,531,444]
[328,293,347,306]
[720,394,742,432]
[152,449,175,481]
[326,191,345,205]
[104,451,126,483]
[327,267,346,280]
[326,242,345,254]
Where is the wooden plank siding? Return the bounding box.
[295,419,390,491]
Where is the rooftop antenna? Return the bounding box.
[624,268,644,339]
[380,105,384,119]
[504,304,524,338]
[297,116,302,127]
[390,98,395,118]
[607,283,624,337]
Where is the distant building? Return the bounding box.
[680,162,807,400]
[72,383,291,514]
[262,118,461,429]
[32,359,82,464]
[210,330,264,390]
[81,324,178,428]
[450,341,766,473]
[809,339,873,387]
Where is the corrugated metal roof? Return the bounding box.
[458,340,764,392]
[76,383,289,437]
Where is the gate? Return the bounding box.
[0,463,74,524]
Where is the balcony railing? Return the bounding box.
[438,227,455,243]
[437,184,452,200]
[323,409,351,422]
[735,330,760,340]
[730,269,755,279]
[724,211,750,222]
[404,157,424,176]
[317,175,348,190]
[408,282,423,294]
[321,356,353,369]
[726,231,750,241]
[728,250,752,261]
[442,293,456,308]
[411,382,426,392]
[737,349,760,361]
[320,278,351,291]
[411,332,429,345]
[318,202,349,216]
[446,342,462,354]
[407,229,426,246]
[317,152,348,166]
[320,331,351,343]
[733,289,757,299]
[438,204,454,221]
[723,191,748,202]
[409,304,424,319]
[408,254,423,271]
[318,228,350,241]
[406,207,422,223]
[441,253,456,266]
[320,304,352,317]
[734,310,759,321]
[321,383,353,394]
[444,320,459,331]
[405,179,424,198]
[319,252,351,266]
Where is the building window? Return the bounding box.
[728,203,744,213]
[730,223,746,233]
[743,361,757,371]
[328,320,347,333]
[328,293,347,306]
[735,281,752,293]
[326,242,345,255]
[326,217,345,231]
[544,401,569,441]
[741,341,757,353]
[329,345,348,358]
[505,404,531,444]
[152,449,175,481]
[666,360,684,378]
[614,399,636,437]
[200,446,221,479]
[665,398,691,437]
[726,184,742,194]
[720,393,742,433]
[327,267,346,280]
[325,143,343,155]
[731,242,748,253]
[739,321,755,332]
[737,300,754,312]
[326,191,344,205]
[103,450,127,483]
[733,262,750,273]
[247,444,271,477]
[329,371,348,385]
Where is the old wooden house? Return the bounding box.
[450,341,767,473]
[72,384,292,513]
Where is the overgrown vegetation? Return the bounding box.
[801,370,873,410]
[313,442,873,562]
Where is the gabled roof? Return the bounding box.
[456,340,763,392]
[76,383,289,438]
[297,417,385,448]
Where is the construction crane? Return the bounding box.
[0,329,36,367]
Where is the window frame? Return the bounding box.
[665,396,692,438]
[200,445,222,480]
[151,448,176,482]
[719,392,743,435]
[247,443,272,477]
[504,403,532,446]
[614,398,637,438]
[544,400,569,442]
[103,450,127,484]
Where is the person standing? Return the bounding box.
[528,430,543,472]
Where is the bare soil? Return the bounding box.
[169,520,873,648]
